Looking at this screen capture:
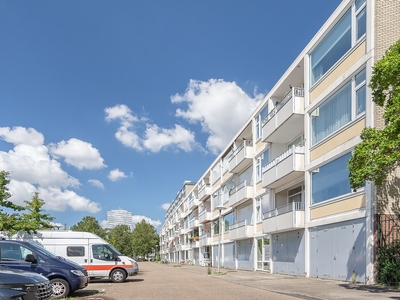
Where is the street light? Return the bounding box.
[215,204,225,273]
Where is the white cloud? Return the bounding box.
[161,203,170,210]
[108,168,127,181]
[105,105,197,153]
[49,138,107,170]
[132,215,161,228]
[0,126,102,214]
[0,126,44,146]
[171,79,264,154]
[88,179,104,189]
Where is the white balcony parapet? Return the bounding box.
[229,140,254,173]
[229,180,253,207]
[262,202,305,234]
[188,196,200,211]
[199,208,212,223]
[189,218,199,229]
[262,88,304,143]
[198,184,211,201]
[199,234,211,247]
[262,145,305,188]
[229,219,254,240]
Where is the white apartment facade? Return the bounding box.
[160,0,400,284]
[106,209,133,230]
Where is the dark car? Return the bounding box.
[0,240,88,298]
[0,266,53,300]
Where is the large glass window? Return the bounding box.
[255,105,269,141]
[311,152,352,204]
[311,82,351,145]
[310,10,351,85]
[311,69,366,146]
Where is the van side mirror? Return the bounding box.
[25,254,37,263]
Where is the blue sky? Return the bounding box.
[0,1,342,230]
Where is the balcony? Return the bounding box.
[262,202,305,234]
[262,145,305,189]
[229,140,254,174]
[199,234,211,247]
[199,208,212,223]
[229,180,253,207]
[229,219,254,240]
[198,184,211,201]
[188,197,200,211]
[262,88,304,143]
[189,218,199,229]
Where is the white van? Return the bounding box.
[19,230,138,283]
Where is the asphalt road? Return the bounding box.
[68,262,400,300]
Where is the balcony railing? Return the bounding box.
[199,234,211,247]
[188,197,199,210]
[189,218,199,229]
[262,202,305,234]
[229,180,253,207]
[262,87,304,143]
[199,207,212,223]
[262,145,305,188]
[229,139,253,173]
[198,184,211,201]
[229,219,254,240]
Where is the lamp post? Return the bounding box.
[215,204,225,273]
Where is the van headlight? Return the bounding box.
[71,270,85,277]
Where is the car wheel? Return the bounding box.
[50,278,70,299]
[110,268,126,283]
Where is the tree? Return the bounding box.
[17,192,54,234]
[131,220,159,259]
[0,171,26,233]
[70,216,107,239]
[348,39,400,190]
[107,225,133,257]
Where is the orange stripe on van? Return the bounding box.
[82,264,132,271]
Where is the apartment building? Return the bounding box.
[106,209,133,230]
[159,0,400,284]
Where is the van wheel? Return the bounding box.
[110,268,126,283]
[50,278,70,298]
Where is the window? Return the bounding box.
[213,219,220,235]
[310,10,351,85]
[311,69,366,146]
[256,149,268,182]
[288,186,303,203]
[255,105,269,141]
[356,0,366,40]
[0,244,33,262]
[355,69,366,115]
[310,1,367,86]
[311,152,352,204]
[211,162,220,184]
[224,212,235,231]
[92,245,114,261]
[256,199,262,222]
[67,246,85,257]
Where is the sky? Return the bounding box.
[0,0,342,231]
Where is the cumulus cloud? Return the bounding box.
[49,138,107,170]
[88,179,104,189]
[171,79,264,154]
[161,203,170,210]
[0,126,102,214]
[132,215,161,228]
[108,168,127,181]
[105,104,197,153]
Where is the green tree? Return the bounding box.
[17,192,55,234]
[0,171,25,233]
[107,224,133,257]
[70,216,107,239]
[131,220,159,259]
[348,39,400,190]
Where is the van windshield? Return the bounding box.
[27,242,58,259]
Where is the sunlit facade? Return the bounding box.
[160,0,400,284]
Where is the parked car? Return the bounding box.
[0,239,89,298]
[0,266,53,300]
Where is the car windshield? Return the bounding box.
[27,242,58,259]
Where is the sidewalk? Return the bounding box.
[180,264,399,300]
